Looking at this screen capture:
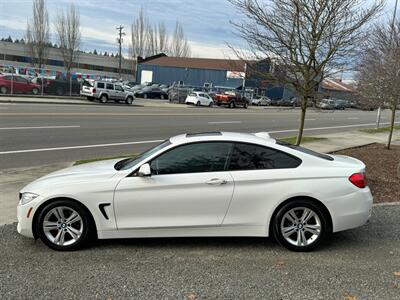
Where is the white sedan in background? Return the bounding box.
[17,131,372,252]
[252,96,272,106]
[185,92,214,107]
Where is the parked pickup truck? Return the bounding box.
[213,91,249,108]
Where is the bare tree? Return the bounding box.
[170,22,191,57]
[55,3,81,71]
[357,18,400,149]
[26,0,50,68]
[158,22,169,54]
[130,8,149,58]
[229,0,383,145]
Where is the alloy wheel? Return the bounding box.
[42,206,83,246]
[280,207,321,247]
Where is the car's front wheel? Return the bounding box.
[272,200,329,252]
[36,200,94,251]
[126,96,133,105]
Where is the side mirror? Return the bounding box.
[137,163,151,177]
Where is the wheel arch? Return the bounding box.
[268,196,333,237]
[32,197,97,240]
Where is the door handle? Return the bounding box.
[206,178,228,185]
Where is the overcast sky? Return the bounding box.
[0,0,398,59]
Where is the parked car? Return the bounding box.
[32,77,81,96]
[135,87,168,99]
[185,92,214,107]
[0,75,41,95]
[214,91,249,108]
[318,99,336,110]
[333,99,347,110]
[17,131,372,252]
[80,81,134,104]
[252,96,271,106]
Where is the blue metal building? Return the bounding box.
[136,55,245,88]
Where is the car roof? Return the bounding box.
[169,131,276,146]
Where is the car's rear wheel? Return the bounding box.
[100,94,108,103]
[32,88,39,95]
[273,200,328,252]
[243,102,248,109]
[126,96,133,105]
[209,102,213,107]
[160,94,165,100]
[36,200,94,251]
[196,101,201,106]
[0,86,8,94]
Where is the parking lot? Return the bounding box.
[1,205,399,299]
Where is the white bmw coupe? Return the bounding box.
[17,132,372,251]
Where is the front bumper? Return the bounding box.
[17,200,41,239]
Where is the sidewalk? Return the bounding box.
[1,130,399,225]
[0,95,186,108]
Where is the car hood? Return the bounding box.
[21,159,123,193]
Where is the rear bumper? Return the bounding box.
[328,187,373,233]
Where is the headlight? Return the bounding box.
[20,192,39,205]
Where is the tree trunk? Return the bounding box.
[386,104,396,150]
[296,97,307,145]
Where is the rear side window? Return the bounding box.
[150,142,232,175]
[97,82,105,89]
[106,83,114,90]
[277,141,334,161]
[228,143,301,171]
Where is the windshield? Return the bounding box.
[114,140,171,171]
[276,140,334,161]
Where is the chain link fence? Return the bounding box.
[0,64,117,97]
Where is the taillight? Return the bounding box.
[92,88,96,93]
[349,173,367,188]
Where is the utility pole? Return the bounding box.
[116,25,125,80]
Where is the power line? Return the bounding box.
[116,25,126,79]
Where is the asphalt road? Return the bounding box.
[0,205,399,299]
[0,101,398,168]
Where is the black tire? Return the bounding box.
[229,101,235,109]
[0,86,8,94]
[100,94,108,103]
[243,102,248,109]
[196,101,201,106]
[36,200,95,251]
[209,102,214,107]
[272,199,329,252]
[126,96,133,105]
[160,94,165,100]
[143,93,148,99]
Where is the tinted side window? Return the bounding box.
[150,142,232,175]
[228,143,301,171]
[106,83,114,90]
[97,82,105,89]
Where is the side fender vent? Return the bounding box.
[99,203,111,220]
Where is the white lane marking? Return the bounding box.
[0,125,81,130]
[348,117,360,120]
[0,140,164,155]
[208,121,242,124]
[305,119,316,121]
[268,122,399,134]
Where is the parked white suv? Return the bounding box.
[81,81,135,105]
